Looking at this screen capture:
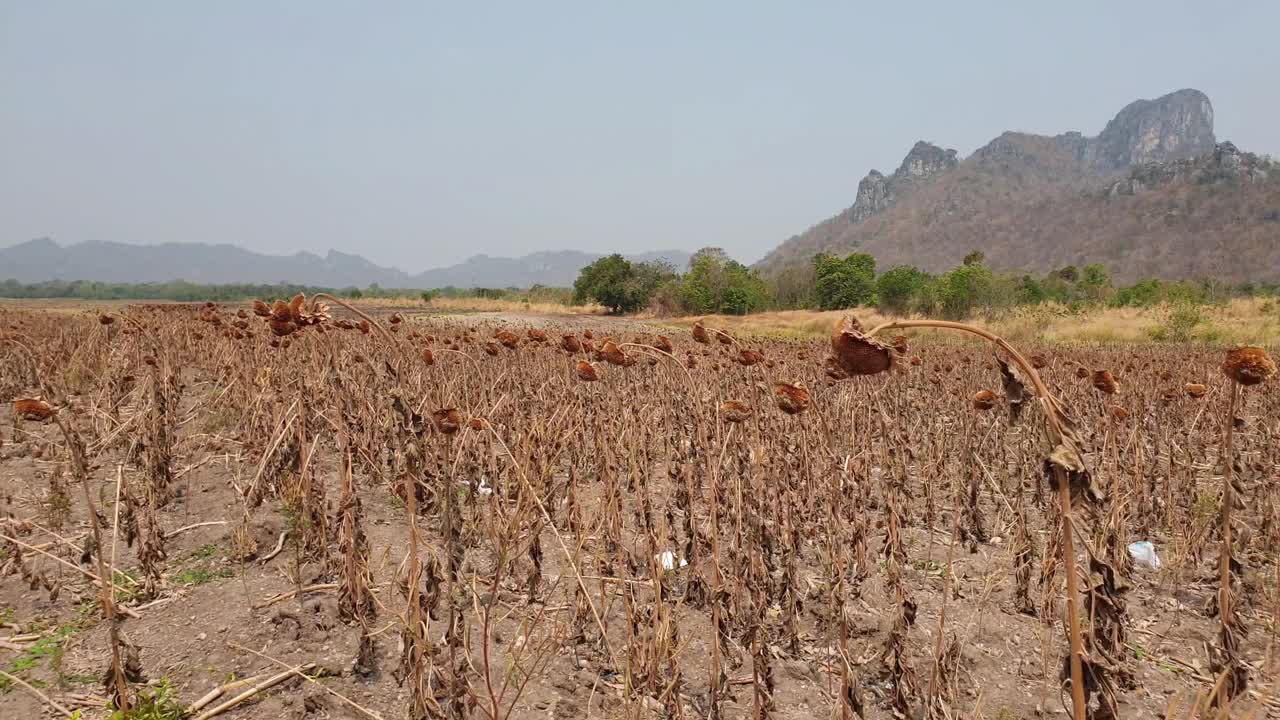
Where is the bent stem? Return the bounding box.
[866,318,1087,720]
[309,293,392,341]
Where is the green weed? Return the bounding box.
[174,567,233,586]
[109,678,186,720]
[0,625,79,691]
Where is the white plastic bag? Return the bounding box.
[655,550,688,572]
[1128,541,1161,570]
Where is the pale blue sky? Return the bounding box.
[2,2,1276,271]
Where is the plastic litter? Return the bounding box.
[1128,541,1161,570]
[656,550,688,572]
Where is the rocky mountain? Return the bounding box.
[1089,88,1216,170]
[756,89,1280,282]
[846,142,960,223]
[0,238,692,289]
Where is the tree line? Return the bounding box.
[4,250,1274,318]
[572,248,769,315]
[571,247,1278,317]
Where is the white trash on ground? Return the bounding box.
[656,550,688,572]
[1128,541,1161,570]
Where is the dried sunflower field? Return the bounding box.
[1,297,1278,720]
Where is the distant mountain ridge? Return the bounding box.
[0,238,692,289]
[757,89,1280,283]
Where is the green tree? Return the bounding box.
[1079,264,1113,302]
[571,254,674,314]
[813,252,876,310]
[875,265,931,313]
[572,254,634,313]
[1016,275,1048,304]
[936,261,995,318]
[678,247,771,315]
[627,260,677,311]
[962,250,986,266]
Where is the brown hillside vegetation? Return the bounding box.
[757,89,1280,283]
[848,150,1278,283]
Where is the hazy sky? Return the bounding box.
[2,2,1277,271]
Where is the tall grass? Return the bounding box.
[654,298,1280,345]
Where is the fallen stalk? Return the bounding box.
[0,668,73,716]
[190,662,317,720]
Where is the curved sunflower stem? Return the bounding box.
[865,318,1087,720]
[308,293,392,342]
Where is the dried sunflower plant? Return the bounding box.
[2,297,1279,720]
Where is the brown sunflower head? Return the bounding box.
[737,349,763,366]
[1075,366,1089,379]
[287,293,306,322]
[358,319,371,335]
[495,329,519,349]
[582,329,594,340]
[973,389,997,411]
[830,315,893,376]
[692,323,710,344]
[1029,353,1048,369]
[1184,382,1207,398]
[270,299,292,322]
[574,360,600,382]
[252,299,273,317]
[295,299,330,326]
[98,314,115,325]
[528,328,548,342]
[560,334,581,353]
[1222,346,1276,386]
[891,335,909,355]
[1107,404,1129,421]
[268,318,299,337]
[600,340,627,366]
[1091,370,1119,395]
[14,398,56,421]
[483,341,500,356]
[422,349,434,365]
[772,383,811,415]
[719,400,753,424]
[432,408,462,434]
[652,335,674,354]
[715,329,733,345]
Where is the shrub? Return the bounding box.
[1147,301,1206,342]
